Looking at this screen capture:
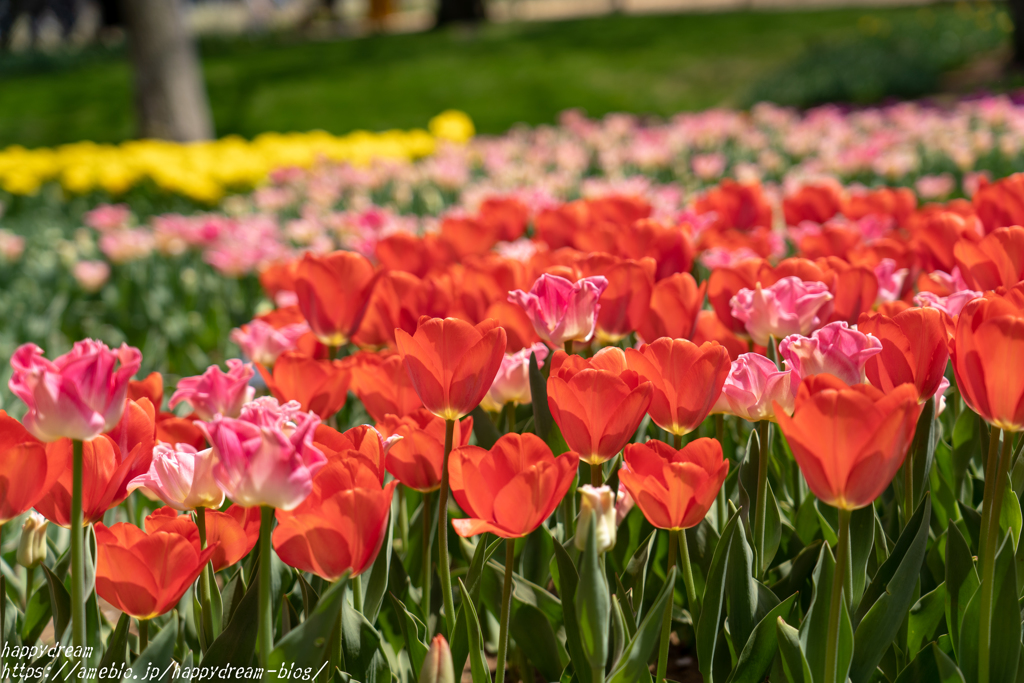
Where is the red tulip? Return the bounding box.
[129,373,207,450]
[273,458,397,580]
[625,339,730,436]
[448,433,579,538]
[842,187,916,226]
[547,348,653,464]
[953,226,1024,291]
[775,375,921,510]
[314,423,399,485]
[349,351,424,422]
[95,519,216,619]
[0,411,66,523]
[378,410,473,492]
[580,255,656,342]
[258,352,351,420]
[145,506,260,572]
[695,180,772,232]
[859,307,950,401]
[396,317,507,420]
[972,172,1024,234]
[637,273,706,344]
[783,182,844,225]
[691,310,749,361]
[294,250,379,346]
[352,270,426,350]
[619,438,728,529]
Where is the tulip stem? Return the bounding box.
[677,530,699,625]
[672,433,682,450]
[139,618,148,652]
[655,529,678,683]
[979,427,1013,683]
[196,507,216,651]
[352,575,363,614]
[24,565,33,611]
[503,402,516,434]
[422,490,433,634]
[495,539,516,683]
[591,461,603,487]
[70,439,86,666]
[823,508,851,683]
[438,419,457,636]
[753,420,770,578]
[715,415,727,534]
[258,506,275,667]
[565,341,573,355]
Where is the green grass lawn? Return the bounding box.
[0,4,1003,147]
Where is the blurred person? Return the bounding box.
[0,0,79,51]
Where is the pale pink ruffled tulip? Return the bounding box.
[713,352,798,422]
[230,319,309,366]
[169,359,255,421]
[127,442,224,511]
[729,276,833,346]
[508,274,608,347]
[480,342,549,412]
[873,258,908,304]
[779,322,882,385]
[199,397,326,510]
[914,290,983,317]
[9,340,142,442]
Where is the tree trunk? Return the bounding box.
[121,0,213,141]
[1012,0,1024,68]
[435,0,485,28]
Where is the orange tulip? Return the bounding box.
[619,438,728,529]
[95,519,216,619]
[35,398,155,526]
[953,226,1024,291]
[483,300,541,353]
[273,458,397,580]
[448,433,579,538]
[952,288,1024,431]
[842,186,916,226]
[625,339,730,436]
[258,351,351,420]
[691,310,749,360]
[352,270,427,350]
[547,348,653,465]
[145,505,260,572]
[972,172,1024,234]
[775,375,921,510]
[637,273,706,344]
[695,179,772,232]
[859,307,950,401]
[294,250,379,346]
[313,423,398,485]
[821,261,878,325]
[349,351,424,422]
[579,255,656,342]
[0,411,66,523]
[129,373,206,449]
[396,317,507,421]
[378,410,473,492]
[619,219,695,281]
[783,182,844,225]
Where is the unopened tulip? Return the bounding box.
[169,359,255,422]
[713,352,799,422]
[396,316,507,421]
[199,397,326,511]
[420,635,456,683]
[481,342,549,412]
[730,276,833,345]
[779,321,882,386]
[9,340,142,442]
[258,352,351,420]
[449,433,579,538]
[95,520,216,619]
[230,319,309,366]
[508,274,608,347]
[625,338,730,437]
[547,348,653,465]
[294,250,379,346]
[859,307,949,401]
[127,442,224,512]
[274,458,397,579]
[378,410,472,492]
[17,511,48,569]
[775,375,921,509]
[575,485,617,553]
[619,438,728,530]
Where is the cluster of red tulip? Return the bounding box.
[3,171,1024,683]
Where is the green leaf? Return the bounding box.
[268,576,347,671]
[697,510,739,683]
[893,642,966,683]
[726,592,798,683]
[362,500,394,623]
[20,578,51,645]
[470,405,501,450]
[575,513,610,672]
[762,481,782,576]
[606,567,676,683]
[41,563,71,644]
[530,351,553,440]
[907,583,946,661]
[849,504,876,611]
[390,594,429,676]
[203,563,260,667]
[552,530,592,683]
[910,396,939,513]
[945,521,979,662]
[97,612,131,673]
[836,596,855,683]
[1000,474,1022,551]
[450,534,500,680]
[727,510,779,653]
[623,529,656,628]
[800,542,837,683]
[130,613,178,679]
[458,578,493,683]
[513,601,571,680]
[776,617,813,683]
[989,535,1021,683]
[340,599,392,683]
[610,595,627,668]
[220,566,247,631]
[850,496,932,683]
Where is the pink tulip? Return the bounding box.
[480,342,549,412]
[9,340,142,442]
[873,258,908,304]
[713,352,798,422]
[169,359,255,421]
[729,276,833,346]
[914,290,983,317]
[508,274,608,347]
[199,397,326,510]
[230,319,309,366]
[127,442,224,511]
[779,322,882,385]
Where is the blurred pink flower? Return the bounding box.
[914,289,983,317]
[874,258,908,303]
[481,342,549,412]
[169,359,255,421]
[99,229,155,264]
[73,260,111,292]
[84,204,131,232]
[230,319,309,366]
[0,229,25,262]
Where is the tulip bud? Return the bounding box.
[575,485,617,553]
[17,511,48,569]
[419,634,455,683]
